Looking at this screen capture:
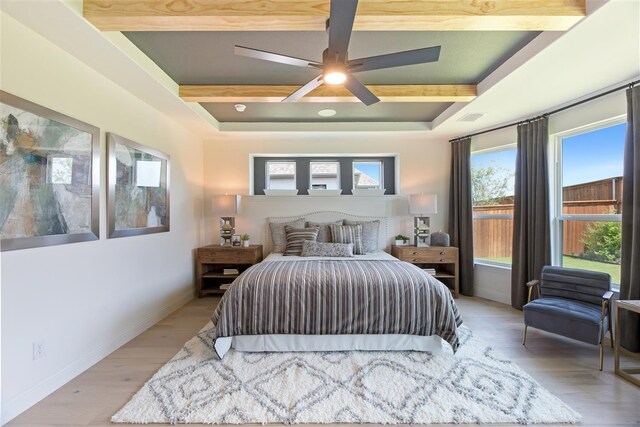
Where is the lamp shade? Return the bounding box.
[409,193,437,214]
[211,195,238,215]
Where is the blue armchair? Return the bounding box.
[522,266,614,370]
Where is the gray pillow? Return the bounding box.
[343,220,380,253]
[269,218,305,253]
[283,226,320,256]
[329,223,364,255]
[301,241,354,257]
[305,220,343,243]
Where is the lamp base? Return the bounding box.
[220,216,235,246]
[414,216,431,247]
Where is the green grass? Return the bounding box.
[476,256,620,283]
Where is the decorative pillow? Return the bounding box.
[305,220,343,243]
[329,224,364,255]
[283,226,320,256]
[343,219,380,253]
[269,218,305,253]
[300,241,354,257]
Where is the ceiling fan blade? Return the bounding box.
[282,75,325,103]
[349,46,441,73]
[344,74,380,106]
[235,45,320,68]
[328,0,358,62]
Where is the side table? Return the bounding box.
[615,300,640,386]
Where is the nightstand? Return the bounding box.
[391,245,459,298]
[195,245,263,297]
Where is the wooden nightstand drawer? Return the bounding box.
[406,254,456,263]
[198,246,262,264]
[195,245,263,297]
[391,244,459,298]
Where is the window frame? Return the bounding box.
[552,116,626,286]
[352,160,384,190]
[309,160,341,190]
[265,160,297,190]
[471,144,517,267]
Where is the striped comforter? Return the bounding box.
[210,259,462,356]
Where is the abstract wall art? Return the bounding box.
[0,91,99,251]
[107,133,170,238]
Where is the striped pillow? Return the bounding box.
[283,226,320,256]
[329,224,364,255]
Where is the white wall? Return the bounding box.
[0,13,205,423]
[201,132,451,248]
[470,89,628,305]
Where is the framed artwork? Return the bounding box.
[107,133,170,238]
[0,91,99,251]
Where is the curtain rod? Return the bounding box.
[449,79,639,143]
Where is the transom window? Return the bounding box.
[353,161,383,189]
[266,161,296,190]
[310,161,340,190]
[253,156,396,195]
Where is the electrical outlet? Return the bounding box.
[33,340,45,360]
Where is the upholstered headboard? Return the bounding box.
[265,210,389,254]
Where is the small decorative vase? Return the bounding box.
[242,240,250,247]
[395,240,406,246]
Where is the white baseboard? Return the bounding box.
[1,289,194,425]
[474,287,511,305]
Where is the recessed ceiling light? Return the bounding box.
[234,104,246,112]
[318,109,336,117]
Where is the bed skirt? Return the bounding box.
[214,334,445,357]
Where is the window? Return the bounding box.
[353,161,383,189]
[266,161,296,190]
[555,120,625,284]
[471,146,516,265]
[310,161,340,190]
[253,156,396,195]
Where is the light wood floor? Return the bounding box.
[7,296,640,426]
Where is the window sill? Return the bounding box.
[474,260,512,270]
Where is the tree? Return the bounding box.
[471,161,515,206]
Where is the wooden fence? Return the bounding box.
[473,177,622,259]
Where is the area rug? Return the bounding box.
[112,324,580,424]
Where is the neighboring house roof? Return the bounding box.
[353,168,379,186]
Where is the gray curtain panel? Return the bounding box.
[511,117,551,309]
[449,137,474,296]
[620,85,640,352]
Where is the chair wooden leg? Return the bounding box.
[599,341,604,371]
[609,319,614,348]
[522,325,528,345]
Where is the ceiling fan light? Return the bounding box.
[324,70,347,85]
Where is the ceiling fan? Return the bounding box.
[234,0,441,106]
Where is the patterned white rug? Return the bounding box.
[112,324,580,424]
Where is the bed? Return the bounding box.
[210,212,463,358]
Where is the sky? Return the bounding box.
[471,122,626,190]
[354,162,381,183]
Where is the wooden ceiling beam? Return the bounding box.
[84,0,585,32]
[179,84,477,103]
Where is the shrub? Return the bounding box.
[580,221,621,263]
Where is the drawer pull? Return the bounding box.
[440,259,445,262]
[440,251,446,255]
[412,251,419,255]
[413,259,420,262]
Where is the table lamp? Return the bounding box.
[409,193,437,247]
[212,195,238,246]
